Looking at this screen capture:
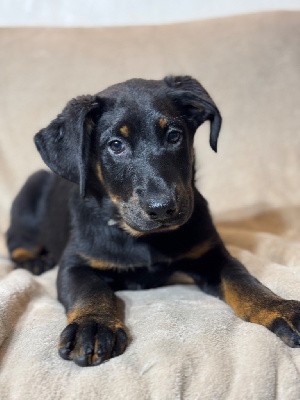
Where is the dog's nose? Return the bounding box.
[143,197,177,221]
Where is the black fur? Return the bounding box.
[7,76,300,366]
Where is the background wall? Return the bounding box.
[0,0,300,26]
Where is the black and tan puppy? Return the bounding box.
[6,76,300,366]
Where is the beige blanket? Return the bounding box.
[0,12,300,400]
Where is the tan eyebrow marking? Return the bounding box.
[159,117,168,128]
[120,125,129,137]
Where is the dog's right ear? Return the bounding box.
[34,95,102,196]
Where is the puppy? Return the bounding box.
[7,76,300,367]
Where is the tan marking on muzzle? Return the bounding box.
[120,221,180,237]
[119,221,146,237]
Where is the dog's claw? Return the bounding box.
[58,319,127,366]
[268,300,300,348]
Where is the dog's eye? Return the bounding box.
[108,140,126,154]
[167,130,182,144]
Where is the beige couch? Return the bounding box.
[0,11,299,399]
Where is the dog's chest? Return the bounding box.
[82,226,172,270]
[77,205,211,273]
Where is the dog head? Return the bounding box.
[35,76,221,234]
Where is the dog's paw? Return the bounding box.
[266,300,300,348]
[58,319,128,366]
[11,247,56,275]
[13,255,56,275]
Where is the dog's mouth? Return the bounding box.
[120,218,185,236]
[109,186,194,236]
[117,200,194,236]
[128,217,182,232]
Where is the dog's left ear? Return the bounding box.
[35,95,102,197]
[164,75,222,152]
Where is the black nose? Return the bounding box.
[143,197,177,221]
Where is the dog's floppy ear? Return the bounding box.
[164,75,222,152]
[34,95,101,196]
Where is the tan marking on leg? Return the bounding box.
[167,272,195,285]
[114,320,125,330]
[67,300,124,330]
[67,304,97,324]
[11,247,39,262]
[159,117,167,128]
[80,254,123,270]
[91,337,100,364]
[67,307,90,324]
[120,125,129,137]
[221,280,253,320]
[250,309,283,326]
[176,239,214,260]
[67,305,108,324]
[221,279,283,327]
[67,296,116,324]
[87,258,119,270]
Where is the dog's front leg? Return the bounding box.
[57,264,127,366]
[186,245,300,347]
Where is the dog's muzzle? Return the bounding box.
[118,188,194,233]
